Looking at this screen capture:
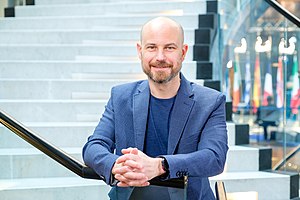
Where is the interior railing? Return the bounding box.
[273,144,300,171]
[264,0,300,27]
[0,109,186,189]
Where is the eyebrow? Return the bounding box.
[165,43,178,47]
[144,43,178,47]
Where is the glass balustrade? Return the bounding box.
[217,0,300,172]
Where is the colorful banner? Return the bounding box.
[233,54,241,112]
[244,58,251,106]
[252,54,261,113]
[263,59,273,105]
[290,54,300,114]
[276,56,284,108]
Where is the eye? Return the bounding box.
[166,46,176,51]
[146,45,156,51]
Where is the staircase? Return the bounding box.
[0,0,298,200]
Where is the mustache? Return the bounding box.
[150,61,172,68]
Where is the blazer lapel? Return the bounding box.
[133,81,150,151]
[168,76,194,154]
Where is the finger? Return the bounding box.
[115,154,130,164]
[124,159,143,170]
[116,154,138,164]
[112,165,133,175]
[122,180,150,187]
[114,172,148,183]
[117,181,150,187]
[120,171,148,181]
[116,182,130,187]
[139,181,150,187]
[130,148,139,155]
[115,175,149,187]
[121,148,131,154]
[121,147,136,155]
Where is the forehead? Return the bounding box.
[141,19,183,44]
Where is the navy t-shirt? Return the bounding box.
[144,95,176,157]
[130,95,176,200]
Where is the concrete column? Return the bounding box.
[0,0,8,17]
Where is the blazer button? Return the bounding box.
[183,171,189,176]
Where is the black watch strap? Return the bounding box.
[159,156,169,179]
[161,157,169,172]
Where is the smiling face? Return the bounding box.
[137,17,188,84]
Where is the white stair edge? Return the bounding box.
[0,147,82,156]
[0,176,106,190]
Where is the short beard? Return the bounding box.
[147,70,178,84]
[142,61,180,84]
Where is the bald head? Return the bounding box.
[140,17,185,45]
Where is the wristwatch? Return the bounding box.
[160,156,170,179]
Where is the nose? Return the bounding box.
[156,49,166,61]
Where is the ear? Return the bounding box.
[181,44,188,61]
[136,42,142,60]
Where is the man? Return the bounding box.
[256,96,280,141]
[83,17,228,200]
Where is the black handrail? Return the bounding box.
[273,144,300,171]
[264,0,300,27]
[0,109,185,189]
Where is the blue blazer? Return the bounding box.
[83,74,228,200]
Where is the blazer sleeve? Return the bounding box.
[164,93,228,179]
[82,88,119,185]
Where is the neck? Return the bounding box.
[149,75,181,99]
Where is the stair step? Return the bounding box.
[0,43,171,60]
[71,92,110,99]
[227,122,249,145]
[0,73,206,120]
[0,127,257,178]
[0,14,199,30]
[0,177,110,200]
[15,1,206,17]
[0,122,97,148]
[34,0,204,6]
[0,60,142,78]
[226,145,272,172]
[0,100,106,122]
[0,148,83,179]
[0,79,133,99]
[0,43,194,60]
[0,145,264,178]
[210,171,291,200]
[71,73,147,80]
[0,78,203,99]
[225,146,259,172]
[0,29,195,44]
[1,120,236,148]
[1,119,236,150]
[0,60,196,79]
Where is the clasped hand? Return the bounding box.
[112,148,165,187]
